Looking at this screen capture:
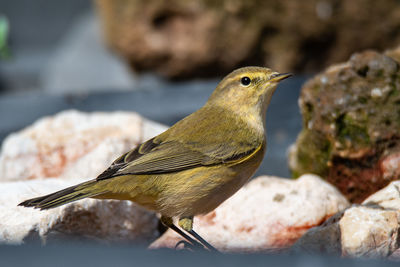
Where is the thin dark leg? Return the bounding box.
[161,216,205,251]
[168,223,205,250]
[188,229,219,252]
[179,217,220,253]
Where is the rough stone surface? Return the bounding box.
[150,174,349,252]
[289,47,400,203]
[291,211,344,256]
[294,180,400,259]
[362,180,400,211]
[95,0,400,79]
[0,178,159,245]
[340,206,399,258]
[294,206,400,259]
[0,110,167,181]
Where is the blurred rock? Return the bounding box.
[0,178,159,245]
[150,174,349,252]
[385,46,400,63]
[0,110,167,181]
[289,47,400,203]
[389,248,400,261]
[95,0,400,79]
[294,180,400,259]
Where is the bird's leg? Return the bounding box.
[178,217,219,252]
[160,216,205,251]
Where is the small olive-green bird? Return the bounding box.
[19,67,291,251]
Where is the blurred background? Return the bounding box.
[1,0,400,176]
[1,0,399,178]
[1,0,400,265]
[0,1,399,182]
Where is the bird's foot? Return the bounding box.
[174,240,207,252]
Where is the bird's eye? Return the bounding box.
[240,76,251,86]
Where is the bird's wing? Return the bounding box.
[96,136,260,180]
[96,106,264,180]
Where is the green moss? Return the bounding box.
[358,96,367,104]
[336,112,370,149]
[291,130,332,178]
[388,86,400,98]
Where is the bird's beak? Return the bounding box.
[269,73,292,82]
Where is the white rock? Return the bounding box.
[362,180,400,211]
[294,181,400,259]
[0,110,167,181]
[150,174,349,252]
[340,206,399,258]
[0,178,159,245]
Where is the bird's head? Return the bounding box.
[207,66,291,116]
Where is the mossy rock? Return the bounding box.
[289,48,400,203]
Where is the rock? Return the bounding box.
[95,0,400,79]
[291,211,344,256]
[0,110,166,245]
[362,180,400,211]
[389,248,400,261]
[289,47,400,203]
[0,178,159,245]
[0,110,167,181]
[340,206,399,258]
[385,46,400,63]
[149,174,349,252]
[294,206,400,258]
[294,180,400,259]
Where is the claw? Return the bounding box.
[175,240,193,250]
[174,239,207,252]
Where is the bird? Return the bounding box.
[18,66,291,252]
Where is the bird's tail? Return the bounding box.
[18,180,106,210]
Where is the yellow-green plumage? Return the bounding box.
[18,66,290,250]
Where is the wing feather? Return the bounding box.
[96,106,264,181]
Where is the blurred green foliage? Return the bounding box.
[0,15,10,59]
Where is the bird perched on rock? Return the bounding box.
[19,66,291,252]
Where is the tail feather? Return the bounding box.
[18,180,106,210]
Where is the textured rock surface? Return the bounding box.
[362,180,400,211]
[0,178,159,245]
[0,110,167,181]
[291,211,344,256]
[294,206,400,258]
[289,47,400,203]
[340,206,399,258]
[150,174,349,252]
[294,180,400,259]
[95,0,400,79]
[0,110,167,245]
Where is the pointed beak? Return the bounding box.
[269,73,292,82]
